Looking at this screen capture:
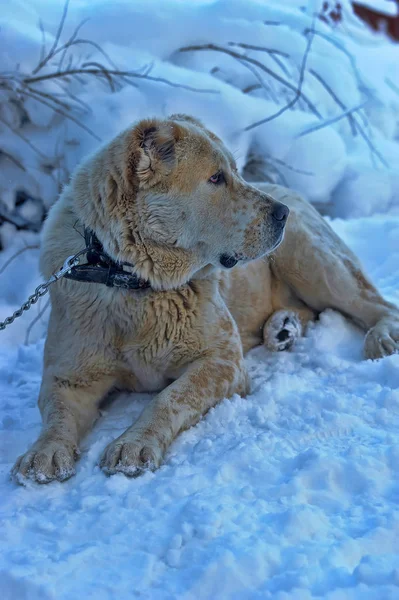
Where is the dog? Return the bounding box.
[11,114,399,484]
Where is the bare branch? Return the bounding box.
[32,0,70,74]
[0,244,39,276]
[234,56,278,103]
[0,149,26,171]
[308,71,389,168]
[58,36,119,74]
[20,87,102,141]
[25,298,50,345]
[0,114,47,159]
[24,67,220,94]
[38,19,47,66]
[297,100,368,137]
[267,154,314,176]
[309,69,357,136]
[242,83,261,94]
[354,118,390,169]
[244,25,317,131]
[228,42,289,58]
[180,43,321,116]
[385,77,399,96]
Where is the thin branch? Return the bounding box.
[0,114,47,159]
[24,85,72,111]
[38,19,47,66]
[19,87,102,141]
[0,149,27,171]
[243,83,261,94]
[244,24,317,131]
[234,56,278,103]
[297,100,368,137]
[385,77,399,96]
[228,42,289,58]
[57,36,119,74]
[32,0,70,74]
[309,69,357,136]
[267,154,314,176]
[25,298,50,345]
[304,28,362,88]
[354,117,389,169]
[25,67,219,94]
[51,79,93,113]
[309,71,389,168]
[179,44,321,116]
[0,244,39,276]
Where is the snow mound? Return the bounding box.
[1,216,398,599]
[1,0,399,228]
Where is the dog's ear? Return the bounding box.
[133,120,179,186]
[169,113,204,129]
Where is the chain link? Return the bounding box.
[0,254,82,332]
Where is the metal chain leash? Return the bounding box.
[0,253,84,331]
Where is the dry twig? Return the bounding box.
[179,43,321,119]
[0,244,40,276]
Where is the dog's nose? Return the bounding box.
[271,202,289,224]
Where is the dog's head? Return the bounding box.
[75,114,289,290]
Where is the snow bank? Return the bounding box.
[1,0,399,228]
[1,216,399,599]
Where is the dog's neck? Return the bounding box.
[70,142,211,291]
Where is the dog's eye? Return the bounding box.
[208,171,225,185]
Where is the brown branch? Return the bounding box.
[32,0,70,74]
[228,43,293,78]
[179,44,321,117]
[24,68,219,94]
[19,87,102,141]
[244,25,317,131]
[242,83,262,94]
[228,42,289,58]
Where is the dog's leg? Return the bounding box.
[12,374,114,484]
[271,197,399,359]
[263,307,315,352]
[100,353,248,476]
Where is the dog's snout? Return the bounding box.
[271,202,289,224]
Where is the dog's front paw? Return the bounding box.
[364,319,399,360]
[11,438,78,485]
[263,310,302,352]
[100,433,163,477]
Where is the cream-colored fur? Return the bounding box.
[12,115,399,484]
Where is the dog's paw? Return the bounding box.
[11,439,78,485]
[263,310,302,352]
[364,319,399,360]
[99,433,163,477]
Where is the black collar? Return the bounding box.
[63,228,151,291]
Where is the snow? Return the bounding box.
[1,216,399,599]
[1,0,399,598]
[1,0,399,220]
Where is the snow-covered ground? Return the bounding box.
[1,216,399,600]
[1,0,399,598]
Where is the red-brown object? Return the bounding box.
[353,1,399,40]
